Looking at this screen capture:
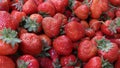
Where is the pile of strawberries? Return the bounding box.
[0,0,120,68]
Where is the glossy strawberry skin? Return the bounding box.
[22,0,37,15]
[17,55,39,68]
[42,17,61,38]
[85,28,95,38]
[78,40,97,62]
[0,0,9,11]
[65,21,85,41]
[0,56,15,68]
[53,35,73,55]
[109,0,120,6]
[74,4,89,20]
[38,1,56,16]
[70,0,82,11]
[84,57,102,68]
[60,54,76,66]
[37,57,54,68]
[0,11,18,30]
[20,33,42,56]
[80,20,89,29]
[98,43,119,63]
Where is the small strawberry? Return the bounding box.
[53,35,73,55]
[17,55,39,68]
[65,21,85,41]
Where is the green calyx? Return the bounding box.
[52,59,61,68]
[39,11,50,17]
[108,21,117,33]
[17,60,30,68]
[96,37,113,52]
[67,59,77,66]
[115,17,120,27]
[102,57,113,68]
[12,0,24,11]
[0,28,21,48]
[24,17,40,32]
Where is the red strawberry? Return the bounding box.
[109,0,120,6]
[84,57,102,68]
[78,40,97,62]
[37,57,54,68]
[60,54,77,67]
[95,31,103,36]
[53,35,73,55]
[48,0,68,13]
[115,55,120,68]
[116,8,120,17]
[38,1,56,16]
[0,28,21,55]
[0,0,9,11]
[23,14,43,33]
[42,17,61,38]
[99,0,109,12]
[74,4,89,20]
[34,0,43,5]
[0,56,15,68]
[85,28,95,38]
[0,11,18,30]
[110,39,120,48]
[20,33,42,56]
[62,66,74,68]
[65,21,85,41]
[22,0,37,15]
[17,55,39,68]
[80,20,89,29]
[89,19,101,31]
[95,37,119,62]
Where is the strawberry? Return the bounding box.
[17,55,39,68]
[53,35,73,55]
[38,1,56,16]
[109,0,120,6]
[65,21,85,41]
[37,57,54,68]
[0,11,19,30]
[62,66,74,68]
[23,14,43,33]
[60,54,77,67]
[22,0,37,15]
[0,0,9,11]
[0,28,21,55]
[116,8,120,17]
[48,0,68,13]
[115,55,120,68]
[0,56,15,68]
[95,31,103,36]
[89,19,101,31]
[80,20,89,29]
[20,33,42,56]
[110,39,120,48]
[95,37,119,63]
[74,4,89,20]
[99,0,109,12]
[34,0,43,5]
[42,17,61,38]
[78,40,97,62]
[85,28,95,38]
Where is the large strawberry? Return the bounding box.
[0,28,21,55]
[74,4,89,20]
[38,1,56,16]
[53,35,73,55]
[42,17,61,38]
[48,0,68,13]
[17,55,39,68]
[22,0,37,15]
[0,0,9,11]
[0,56,15,68]
[0,11,19,30]
[65,21,85,41]
[78,40,97,62]
[95,37,119,63]
[20,33,42,56]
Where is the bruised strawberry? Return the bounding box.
[38,1,56,16]
[53,35,73,55]
[20,33,42,56]
[109,0,120,6]
[22,0,37,15]
[78,40,97,62]
[0,11,19,30]
[0,0,9,11]
[74,4,89,20]
[17,55,39,68]
[0,56,15,68]
[37,57,54,68]
[0,28,21,55]
[42,17,61,38]
[65,21,85,41]
[89,19,101,31]
[48,0,68,13]
[60,54,77,67]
